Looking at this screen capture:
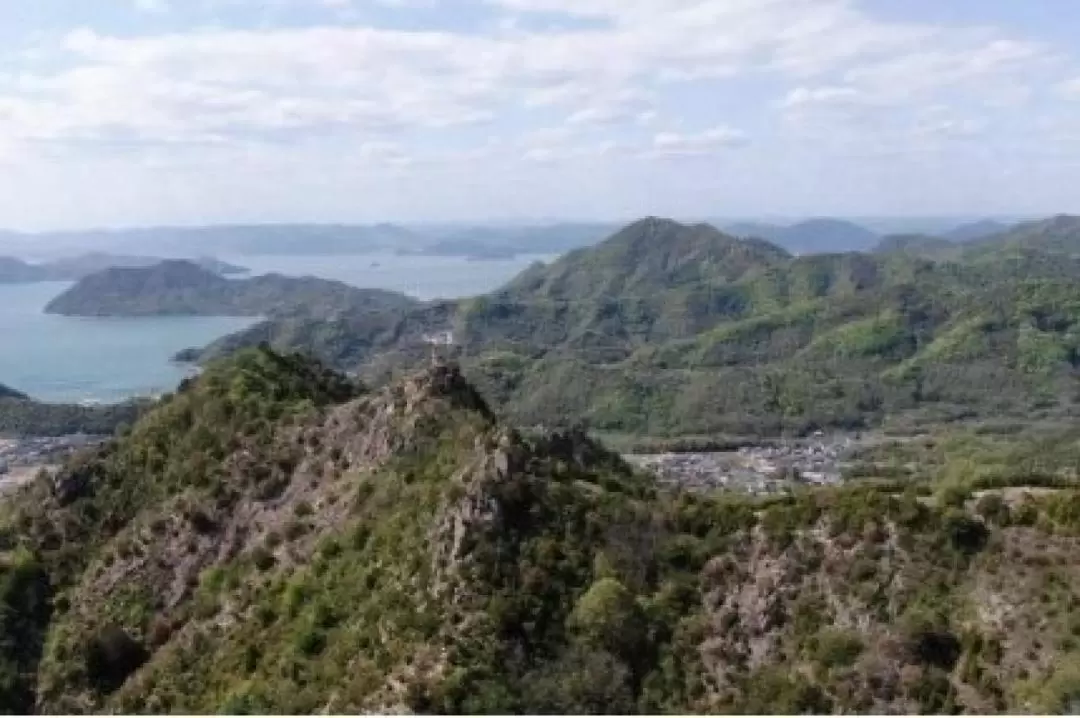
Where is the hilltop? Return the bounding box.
[3,347,1080,712]
[502,217,791,302]
[44,260,416,318]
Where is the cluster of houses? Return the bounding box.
[627,438,853,495]
[0,434,102,485]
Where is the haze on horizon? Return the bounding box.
[0,0,1078,231]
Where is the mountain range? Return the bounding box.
[1,346,1079,712]
[170,214,1080,438]
[0,218,1017,263]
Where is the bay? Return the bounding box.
[0,253,553,403]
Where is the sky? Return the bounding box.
[0,0,1078,230]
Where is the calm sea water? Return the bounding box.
[0,254,553,403]
[221,252,553,301]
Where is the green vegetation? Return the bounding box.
[45,260,415,318]
[0,347,1077,713]
[182,215,1080,438]
[0,398,142,437]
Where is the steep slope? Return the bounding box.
[5,349,1080,712]
[44,260,416,317]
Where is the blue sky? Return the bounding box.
[0,0,1078,229]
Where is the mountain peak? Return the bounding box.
[502,216,789,301]
[397,361,494,420]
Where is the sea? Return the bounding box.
[0,253,553,404]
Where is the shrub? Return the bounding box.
[812,629,865,670]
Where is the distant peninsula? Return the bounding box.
[0,252,247,284]
[44,260,416,318]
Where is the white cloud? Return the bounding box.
[0,0,1063,154]
[134,0,169,12]
[781,85,861,108]
[0,0,1077,225]
[649,126,747,156]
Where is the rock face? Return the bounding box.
[5,348,1080,714]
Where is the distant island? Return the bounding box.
[0,252,247,284]
[44,260,416,318]
[397,239,522,261]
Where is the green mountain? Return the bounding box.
[4,347,1080,712]
[44,260,416,318]
[178,217,1080,437]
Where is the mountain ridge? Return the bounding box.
[176,215,1080,437]
[4,347,1080,712]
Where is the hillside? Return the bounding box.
[44,261,416,318]
[873,234,958,257]
[4,347,1080,712]
[0,396,142,437]
[724,218,881,255]
[961,215,1080,257]
[502,217,792,302]
[1,382,143,437]
[178,215,1080,437]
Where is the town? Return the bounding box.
[625,436,857,495]
[0,434,104,491]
